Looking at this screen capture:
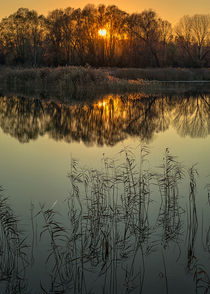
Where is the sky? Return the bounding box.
[1,0,210,25]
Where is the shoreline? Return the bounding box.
[0,66,210,101]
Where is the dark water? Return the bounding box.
[0,93,209,294]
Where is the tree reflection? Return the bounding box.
[173,95,210,138]
[0,94,209,144]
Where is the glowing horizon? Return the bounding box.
[1,0,210,24]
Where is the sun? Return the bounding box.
[98,29,107,37]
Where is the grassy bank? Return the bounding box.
[110,67,210,81]
[0,66,147,99]
[0,66,209,100]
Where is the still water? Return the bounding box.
[0,93,209,294]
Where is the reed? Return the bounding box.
[27,149,210,293]
[0,149,209,293]
[0,187,28,293]
[156,148,184,247]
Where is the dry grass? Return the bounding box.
[0,66,209,101]
[0,66,147,99]
[110,67,210,81]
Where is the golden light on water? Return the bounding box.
[97,101,106,107]
[98,29,107,37]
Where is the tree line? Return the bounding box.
[0,5,209,67]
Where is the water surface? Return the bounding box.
[0,93,209,294]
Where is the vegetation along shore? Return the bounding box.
[0,66,210,101]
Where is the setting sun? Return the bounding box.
[98,28,107,37]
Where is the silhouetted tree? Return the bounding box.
[0,8,45,65]
[175,14,210,67]
[0,6,209,67]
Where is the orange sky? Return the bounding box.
[1,0,210,24]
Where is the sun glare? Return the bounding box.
[97,101,106,108]
[98,29,107,37]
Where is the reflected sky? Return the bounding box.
[0,94,209,216]
[0,93,209,293]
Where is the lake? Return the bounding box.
[0,93,209,294]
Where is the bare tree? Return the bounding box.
[191,14,210,62]
[127,10,162,67]
[0,8,45,65]
[175,14,210,66]
[0,6,209,67]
